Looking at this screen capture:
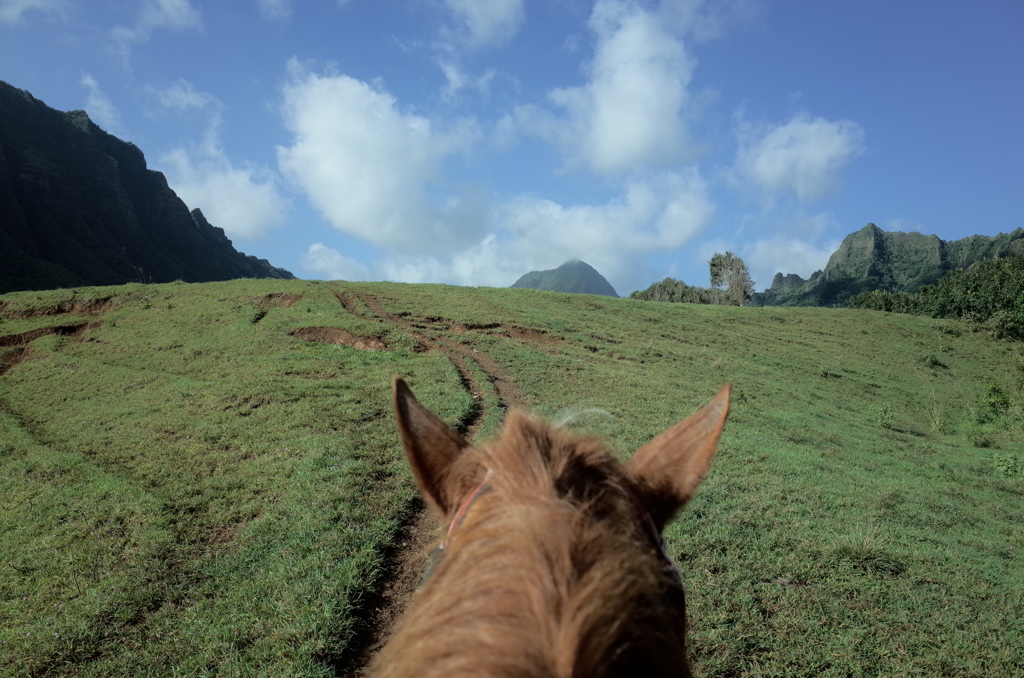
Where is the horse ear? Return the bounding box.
[625,384,730,532]
[393,377,471,517]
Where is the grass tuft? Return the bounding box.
[831,528,907,575]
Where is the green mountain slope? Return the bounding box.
[1,279,1021,676]
[760,223,1024,307]
[0,80,293,294]
[510,259,619,297]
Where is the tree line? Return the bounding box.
[848,256,1024,339]
[631,252,754,306]
[631,251,1024,341]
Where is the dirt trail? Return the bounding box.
[332,289,524,675]
[335,291,525,417]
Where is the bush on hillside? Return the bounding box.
[630,278,727,304]
[848,256,1024,339]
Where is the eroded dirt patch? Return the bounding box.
[0,322,102,376]
[503,324,562,344]
[0,346,29,376]
[339,293,525,413]
[406,316,562,346]
[290,327,387,351]
[0,322,102,347]
[0,296,114,319]
[333,291,361,316]
[256,292,303,308]
[461,322,562,346]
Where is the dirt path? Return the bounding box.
[342,291,525,413]
[332,289,524,675]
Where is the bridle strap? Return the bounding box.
[626,485,683,586]
[444,469,493,543]
[422,469,492,585]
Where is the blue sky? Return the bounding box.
[2,0,1022,295]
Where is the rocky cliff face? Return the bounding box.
[760,223,1024,307]
[510,260,619,297]
[0,80,293,293]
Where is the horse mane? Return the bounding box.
[371,410,692,678]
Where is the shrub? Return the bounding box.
[872,402,895,429]
[992,453,1022,478]
[979,382,1011,422]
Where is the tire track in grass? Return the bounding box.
[330,289,523,675]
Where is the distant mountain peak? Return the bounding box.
[510,260,619,297]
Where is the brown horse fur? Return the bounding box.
[371,378,731,678]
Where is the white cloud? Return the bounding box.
[151,80,289,239]
[432,1,520,103]
[274,42,715,293]
[744,236,840,290]
[110,0,201,64]
[78,74,126,137]
[438,60,496,101]
[163,147,289,239]
[302,243,370,281]
[736,213,844,289]
[257,0,350,21]
[257,0,291,21]
[147,78,215,111]
[500,169,712,253]
[277,60,480,253]
[0,0,65,23]
[370,169,714,292]
[139,0,200,30]
[443,0,524,48]
[734,111,865,203]
[513,0,697,176]
[657,0,759,43]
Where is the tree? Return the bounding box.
[709,252,754,306]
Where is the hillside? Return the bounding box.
[0,80,293,294]
[758,223,1024,307]
[510,259,619,297]
[1,280,1021,675]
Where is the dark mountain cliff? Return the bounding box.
[759,223,1024,307]
[510,260,619,297]
[0,80,293,294]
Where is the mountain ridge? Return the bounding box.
[0,80,293,294]
[759,223,1024,307]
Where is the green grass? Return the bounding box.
[2,279,1022,676]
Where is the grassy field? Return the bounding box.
[1,278,1021,676]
